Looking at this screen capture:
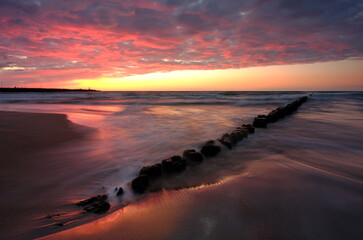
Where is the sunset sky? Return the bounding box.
[0,0,362,90]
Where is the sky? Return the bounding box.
[0,0,362,90]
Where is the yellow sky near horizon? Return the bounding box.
[59,59,363,91]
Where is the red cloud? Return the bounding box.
[0,0,362,86]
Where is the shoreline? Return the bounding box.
[1,97,310,239]
[1,92,362,240]
[0,110,94,240]
[0,111,85,157]
[42,156,363,240]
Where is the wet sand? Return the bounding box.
[42,155,363,240]
[0,111,83,157]
[1,93,363,240]
[0,111,89,239]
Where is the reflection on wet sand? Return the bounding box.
[44,155,363,240]
[1,92,362,239]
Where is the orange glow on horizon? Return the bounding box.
[70,60,363,91]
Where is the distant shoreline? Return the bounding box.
[0,87,99,92]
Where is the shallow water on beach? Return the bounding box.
[0,91,362,239]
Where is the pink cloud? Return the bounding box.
[0,0,362,86]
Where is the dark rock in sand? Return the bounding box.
[218,134,233,149]
[300,96,308,102]
[225,133,238,144]
[131,175,149,193]
[162,155,187,172]
[274,107,286,118]
[116,187,124,196]
[253,117,268,128]
[92,202,110,214]
[183,149,203,162]
[267,110,278,123]
[284,103,296,115]
[235,127,249,137]
[77,194,107,206]
[229,132,240,143]
[229,128,248,143]
[140,163,162,177]
[76,194,110,214]
[241,124,255,133]
[201,140,221,157]
[221,133,230,138]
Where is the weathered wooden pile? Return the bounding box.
[76,194,110,214]
[76,95,308,214]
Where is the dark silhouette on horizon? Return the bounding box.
[0,87,98,93]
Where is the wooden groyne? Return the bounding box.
[76,95,309,215]
[130,95,309,193]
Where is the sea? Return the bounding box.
[0,91,362,239]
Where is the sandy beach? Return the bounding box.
[0,92,362,240]
[43,156,363,240]
[0,111,83,157]
[0,111,90,239]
